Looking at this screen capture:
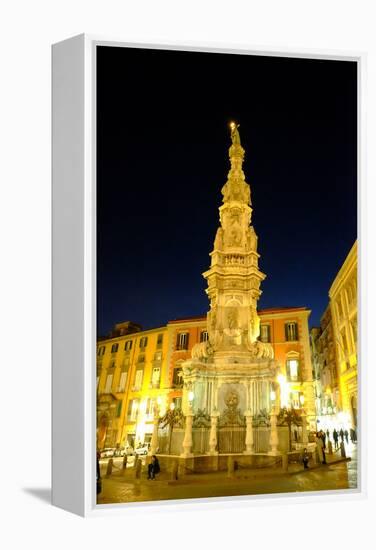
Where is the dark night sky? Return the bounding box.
[97,46,357,337]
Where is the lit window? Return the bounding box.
[157,334,163,348]
[287,359,299,382]
[139,337,148,349]
[177,332,189,350]
[341,328,348,355]
[285,322,298,342]
[151,367,161,388]
[260,325,270,343]
[173,397,182,409]
[200,331,209,342]
[134,369,143,390]
[337,299,343,320]
[111,343,119,353]
[124,340,133,351]
[128,399,139,421]
[118,371,127,392]
[172,367,184,387]
[104,374,113,394]
[97,346,106,356]
[145,398,155,419]
[154,351,162,362]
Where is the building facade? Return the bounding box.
[310,306,340,431]
[309,240,357,432]
[329,241,358,428]
[167,307,315,425]
[97,322,169,449]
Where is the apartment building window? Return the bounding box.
[260,324,271,343]
[124,340,133,351]
[104,374,113,394]
[111,343,119,353]
[139,336,148,349]
[351,316,357,344]
[145,398,155,419]
[134,369,144,390]
[118,371,127,392]
[116,402,122,418]
[128,399,139,422]
[151,367,161,388]
[200,330,209,342]
[97,346,106,356]
[172,366,183,387]
[154,351,162,362]
[290,391,303,409]
[176,332,189,350]
[173,397,182,410]
[285,322,298,342]
[286,359,299,382]
[337,299,344,320]
[156,334,163,348]
[341,328,348,355]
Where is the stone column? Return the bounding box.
[208,410,219,455]
[244,410,254,454]
[181,411,194,458]
[301,410,308,445]
[148,405,160,456]
[269,408,279,455]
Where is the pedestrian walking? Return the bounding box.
[96,451,102,494]
[326,429,330,441]
[316,433,327,464]
[147,455,160,480]
[333,429,338,448]
[350,428,355,443]
[302,448,310,469]
[320,430,326,449]
[344,429,349,444]
[339,428,344,442]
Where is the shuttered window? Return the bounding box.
[104,374,113,394]
[177,332,189,350]
[285,322,298,341]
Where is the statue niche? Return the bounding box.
[223,305,242,347]
[225,211,243,247]
[219,390,245,427]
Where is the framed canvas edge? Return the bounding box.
[52,34,366,517]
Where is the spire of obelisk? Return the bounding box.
[202,122,267,355]
[221,122,251,207]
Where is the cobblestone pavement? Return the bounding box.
[97,443,358,505]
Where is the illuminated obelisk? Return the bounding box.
[181,123,279,454]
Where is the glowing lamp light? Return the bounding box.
[230,121,236,129]
[270,390,276,402]
[188,391,195,402]
[299,394,305,406]
[277,374,286,386]
[157,396,162,406]
[170,402,175,411]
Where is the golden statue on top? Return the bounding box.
[230,122,241,145]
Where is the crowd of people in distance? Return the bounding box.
[302,426,357,469]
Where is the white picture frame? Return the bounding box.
[52,34,366,517]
